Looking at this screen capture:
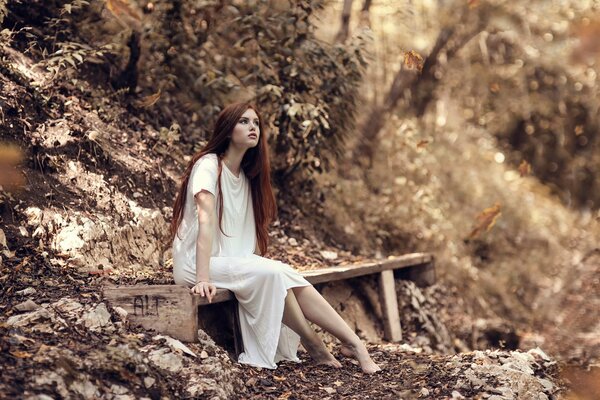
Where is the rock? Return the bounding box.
[538,378,554,391]
[0,228,7,249]
[70,379,99,398]
[54,223,85,252]
[200,350,209,359]
[25,395,54,400]
[16,287,37,296]
[6,308,52,327]
[420,388,430,396]
[81,303,112,331]
[288,238,298,246]
[110,384,129,395]
[113,306,128,320]
[143,377,155,388]
[451,391,466,399]
[153,335,196,358]
[319,250,338,260]
[528,347,551,361]
[34,371,69,399]
[53,298,83,314]
[148,348,183,373]
[14,300,40,312]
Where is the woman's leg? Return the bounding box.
[292,285,381,373]
[282,288,341,368]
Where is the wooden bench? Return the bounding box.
[103,252,434,355]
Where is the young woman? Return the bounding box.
[170,102,381,374]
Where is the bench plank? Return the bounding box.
[103,285,199,342]
[302,253,433,284]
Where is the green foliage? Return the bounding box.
[39,41,116,80]
[248,3,369,176]
[153,123,182,154]
[61,0,89,15]
[3,0,367,179]
[132,0,367,178]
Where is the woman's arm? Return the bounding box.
[194,190,217,300]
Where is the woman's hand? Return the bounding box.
[191,280,217,303]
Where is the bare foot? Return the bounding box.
[340,343,381,374]
[303,340,342,368]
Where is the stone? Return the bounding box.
[319,250,338,260]
[113,306,128,320]
[70,380,98,398]
[110,384,129,395]
[6,308,52,327]
[143,377,155,388]
[153,335,197,358]
[148,348,183,373]
[14,300,40,312]
[16,287,37,296]
[53,298,84,314]
[81,303,112,331]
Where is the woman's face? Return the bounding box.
[231,108,260,149]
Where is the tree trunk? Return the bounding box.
[353,6,490,166]
[334,0,353,43]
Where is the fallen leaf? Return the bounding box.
[10,350,33,358]
[416,140,430,149]
[106,0,143,30]
[135,89,161,108]
[404,50,424,72]
[469,203,502,239]
[518,160,531,177]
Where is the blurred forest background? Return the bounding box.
[1,0,599,398]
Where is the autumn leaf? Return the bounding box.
[468,0,480,9]
[574,125,584,136]
[416,140,430,149]
[106,0,142,30]
[469,203,502,239]
[490,82,500,93]
[89,267,114,276]
[10,350,33,358]
[273,375,286,381]
[571,17,600,64]
[135,89,162,108]
[404,50,424,72]
[518,160,531,177]
[0,143,24,165]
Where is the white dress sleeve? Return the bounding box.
[190,154,218,197]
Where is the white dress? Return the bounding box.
[172,153,311,369]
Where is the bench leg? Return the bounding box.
[405,260,436,287]
[232,300,244,358]
[379,270,402,342]
[174,297,199,342]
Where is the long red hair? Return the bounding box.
[169,102,277,256]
